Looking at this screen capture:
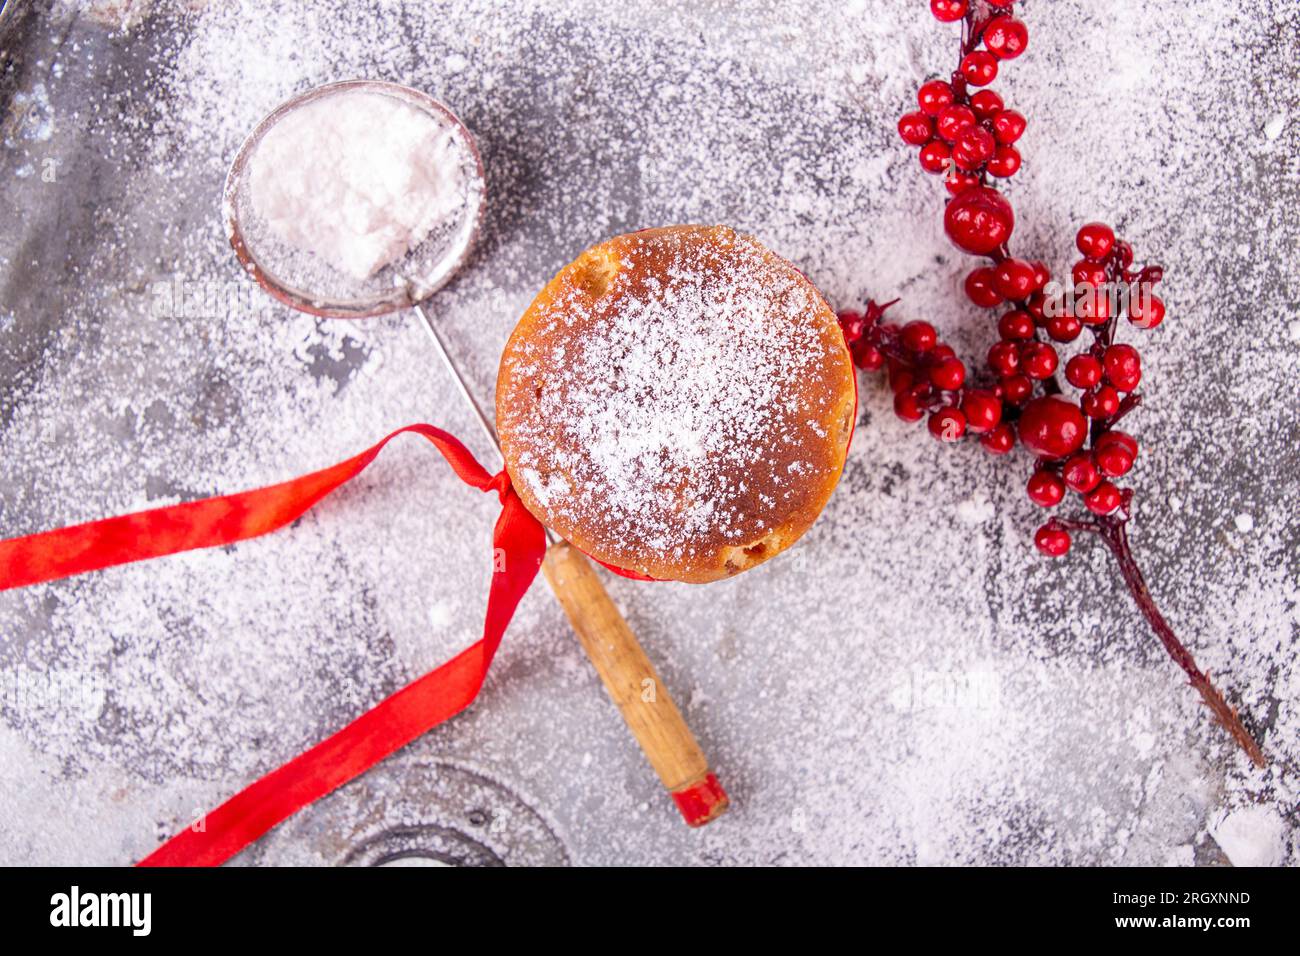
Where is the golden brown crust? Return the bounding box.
[496,225,854,583]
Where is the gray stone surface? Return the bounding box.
[0,0,1296,866]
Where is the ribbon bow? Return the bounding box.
[0,424,547,866]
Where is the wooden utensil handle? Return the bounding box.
[541,541,729,826]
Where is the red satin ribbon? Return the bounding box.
[0,424,547,866]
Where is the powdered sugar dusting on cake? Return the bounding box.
[499,229,847,575]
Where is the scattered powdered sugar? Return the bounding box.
[0,0,1296,865]
[500,230,843,570]
[1209,806,1287,867]
[248,90,467,280]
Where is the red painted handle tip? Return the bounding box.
[671,772,729,827]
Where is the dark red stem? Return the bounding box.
[1050,514,1268,768]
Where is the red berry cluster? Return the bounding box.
[892,5,1172,559]
[840,300,1013,454]
[839,221,1166,560]
[864,2,1265,768]
[899,3,1028,229]
[1028,222,1166,557]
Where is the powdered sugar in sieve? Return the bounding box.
[223,79,485,319]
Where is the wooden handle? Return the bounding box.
[541,541,729,826]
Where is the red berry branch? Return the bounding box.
[841,0,1266,767]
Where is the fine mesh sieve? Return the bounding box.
[223,78,486,320]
